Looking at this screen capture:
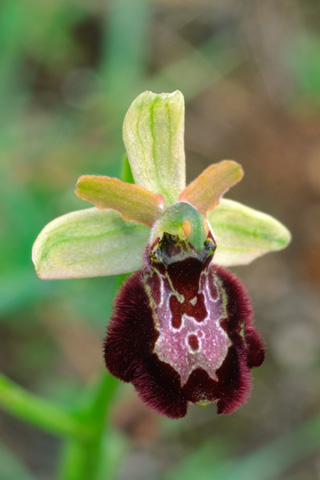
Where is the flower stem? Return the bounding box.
[58,158,133,479]
[58,373,119,480]
[0,374,89,439]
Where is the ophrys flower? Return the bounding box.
[33,91,291,418]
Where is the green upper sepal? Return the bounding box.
[123,91,186,205]
[32,208,150,279]
[207,199,291,266]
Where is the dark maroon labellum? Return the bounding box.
[104,232,265,418]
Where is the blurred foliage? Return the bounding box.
[289,33,320,100]
[1,0,320,479]
[0,442,36,480]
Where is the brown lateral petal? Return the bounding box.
[76,175,165,227]
[179,160,243,215]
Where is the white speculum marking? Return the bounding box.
[153,270,230,386]
[190,296,197,306]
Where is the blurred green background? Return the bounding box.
[1,0,320,478]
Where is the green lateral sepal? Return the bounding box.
[32,208,150,279]
[208,199,291,266]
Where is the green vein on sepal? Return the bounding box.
[32,208,150,279]
[123,90,186,205]
[208,199,291,266]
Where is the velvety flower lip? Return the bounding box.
[32,90,291,418]
[104,226,265,418]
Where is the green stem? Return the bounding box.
[59,264,130,480]
[0,374,90,440]
[58,154,133,480]
[59,373,119,480]
[58,154,134,480]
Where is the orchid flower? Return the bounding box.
[32,91,291,419]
